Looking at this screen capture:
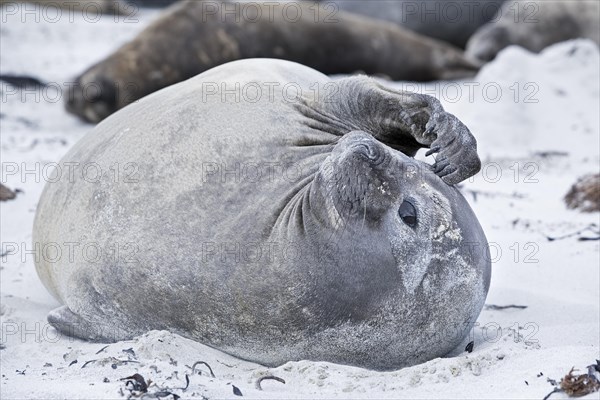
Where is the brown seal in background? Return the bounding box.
[466,0,600,62]
[65,0,479,122]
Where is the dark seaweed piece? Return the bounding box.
[542,387,562,400]
[255,375,286,390]
[0,75,46,89]
[121,373,149,393]
[0,184,17,201]
[534,151,569,158]
[122,348,136,358]
[95,345,109,354]
[545,224,600,241]
[81,360,98,369]
[484,304,527,310]
[560,367,600,397]
[465,341,474,353]
[181,375,189,391]
[170,375,190,391]
[544,364,600,400]
[144,391,180,399]
[190,361,215,378]
[232,385,243,396]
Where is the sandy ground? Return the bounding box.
[1,4,599,399]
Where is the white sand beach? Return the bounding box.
[1,5,598,399]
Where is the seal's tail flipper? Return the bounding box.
[47,306,129,342]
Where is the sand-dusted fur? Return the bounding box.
[36,60,489,370]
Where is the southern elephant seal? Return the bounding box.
[0,0,178,12]
[126,0,180,7]
[466,0,600,62]
[36,59,490,370]
[65,0,479,123]
[0,0,129,15]
[329,0,506,48]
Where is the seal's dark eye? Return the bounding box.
[399,200,417,228]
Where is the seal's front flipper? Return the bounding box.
[321,77,481,185]
[421,112,481,185]
[375,83,481,185]
[47,306,127,342]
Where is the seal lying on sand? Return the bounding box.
[36,59,490,371]
[466,0,600,62]
[65,0,478,123]
[330,0,505,48]
[0,0,128,15]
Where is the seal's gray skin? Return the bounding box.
[0,0,129,15]
[37,59,489,371]
[126,0,179,7]
[330,0,505,48]
[466,0,600,62]
[0,0,170,11]
[65,0,479,123]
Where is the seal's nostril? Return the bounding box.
[350,141,386,166]
[355,143,372,156]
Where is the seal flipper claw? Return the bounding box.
[441,166,461,185]
[434,160,451,173]
[422,113,481,184]
[424,112,440,136]
[425,146,440,157]
[48,306,123,342]
[438,165,458,178]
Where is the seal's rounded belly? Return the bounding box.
[34,59,490,371]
